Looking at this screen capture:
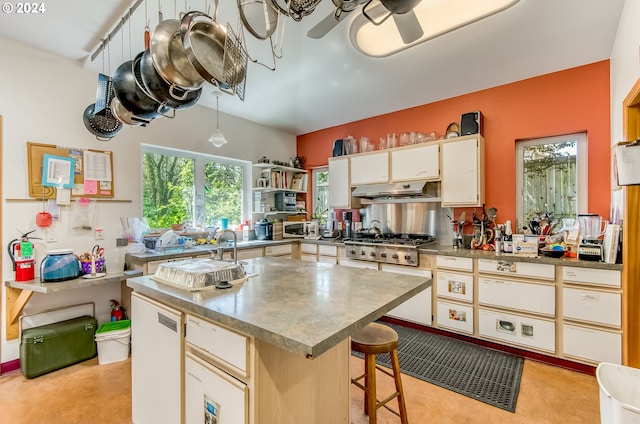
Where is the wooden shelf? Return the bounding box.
[3,270,141,340]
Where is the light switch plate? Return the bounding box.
[95,228,104,240]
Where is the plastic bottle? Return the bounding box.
[242,220,250,241]
[503,220,513,253]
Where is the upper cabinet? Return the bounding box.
[441,135,485,207]
[391,144,440,182]
[328,157,352,209]
[349,151,389,185]
[253,163,307,193]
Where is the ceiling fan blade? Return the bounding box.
[393,10,423,44]
[307,9,349,38]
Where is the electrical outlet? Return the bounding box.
[45,229,56,242]
[95,228,104,240]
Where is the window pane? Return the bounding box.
[142,152,194,228]
[313,169,329,222]
[521,140,577,223]
[204,162,243,227]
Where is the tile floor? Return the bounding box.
[0,355,601,424]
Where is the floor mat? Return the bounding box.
[351,322,524,412]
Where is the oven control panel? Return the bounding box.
[345,243,418,266]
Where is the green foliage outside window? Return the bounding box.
[143,153,193,228]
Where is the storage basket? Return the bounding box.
[80,259,105,275]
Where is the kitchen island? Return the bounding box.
[126,256,431,423]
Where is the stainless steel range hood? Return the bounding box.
[351,180,441,203]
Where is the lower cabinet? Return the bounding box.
[562,323,622,364]
[185,352,249,424]
[338,258,379,270]
[478,308,555,353]
[131,293,184,424]
[265,244,292,258]
[381,264,432,326]
[437,300,473,334]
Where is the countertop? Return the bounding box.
[125,238,622,271]
[126,257,431,358]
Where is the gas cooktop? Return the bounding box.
[345,233,437,248]
[344,234,437,266]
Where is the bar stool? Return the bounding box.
[351,322,408,424]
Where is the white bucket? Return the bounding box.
[95,327,131,365]
[597,362,640,424]
[105,246,126,274]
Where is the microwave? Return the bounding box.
[282,221,306,238]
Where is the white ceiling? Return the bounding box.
[0,0,625,135]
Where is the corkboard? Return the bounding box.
[27,141,114,199]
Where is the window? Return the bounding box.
[515,133,587,229]
[142,145,251,229]
[312,167,329,222]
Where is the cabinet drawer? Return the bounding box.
[338,258,378,270]
[300,254,317,262]
[236,247,263,260]
[562,267,621,288]
[563,324,621,364]
[478,308,555,353]
[301,243,317,254]
[185,353,248,424]
[563,288,621,327]
[318,245,338,256]
[436,300,473,334]
[478,277,555,316]
[436,271,473,302]
[478,259,555,280]
[436,255,473,271]
[265,244,292,256]
[185,315,249,377]
[318,256,337,264]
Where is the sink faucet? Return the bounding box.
[215,229,238,264]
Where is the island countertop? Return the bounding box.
[126,256,431,358]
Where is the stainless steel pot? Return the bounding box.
[179,11,246,88]
[113,55,168,120]
[150,19,205,91]
[140,49,202,108]
[110,96,152,126]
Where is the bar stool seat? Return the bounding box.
[351,322,408,424]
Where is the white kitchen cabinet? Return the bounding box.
[338,258,379,270]
[391,143,440,181]
[478,258,555,280]
[478,277,555,316]
[185,352,248,424]
[562,266,621,288]
[563,287,621,327]
[441,135,485,206]
[437,300,474,334]
[436,271,474,303]
[436,255,473,272]
[381,264,432,326]
[131,293,183,424]
[349,151,389,185]
[265,244,292,258]
[563,323,622,364]
[328,157,356,209]
[479,308,555,353]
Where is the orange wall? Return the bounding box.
[297,60,611,226]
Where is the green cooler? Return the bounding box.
[20,315,97,379]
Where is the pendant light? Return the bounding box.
[208,89,227,147]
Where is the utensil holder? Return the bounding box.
[81,259,105,275]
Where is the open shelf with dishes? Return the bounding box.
[252,163,308,193]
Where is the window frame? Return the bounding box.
[141,144,252,228]
[515,132,587,230]
[312,166,329,221]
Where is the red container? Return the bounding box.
[16,260,35,281]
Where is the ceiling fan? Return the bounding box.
[307,0,424,44]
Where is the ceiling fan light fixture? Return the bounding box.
[350,0,520,57]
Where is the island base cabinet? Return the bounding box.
[254,338,350,423]
[131,293,183,424]
[185,351,248,424]
[436,300,473,334]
